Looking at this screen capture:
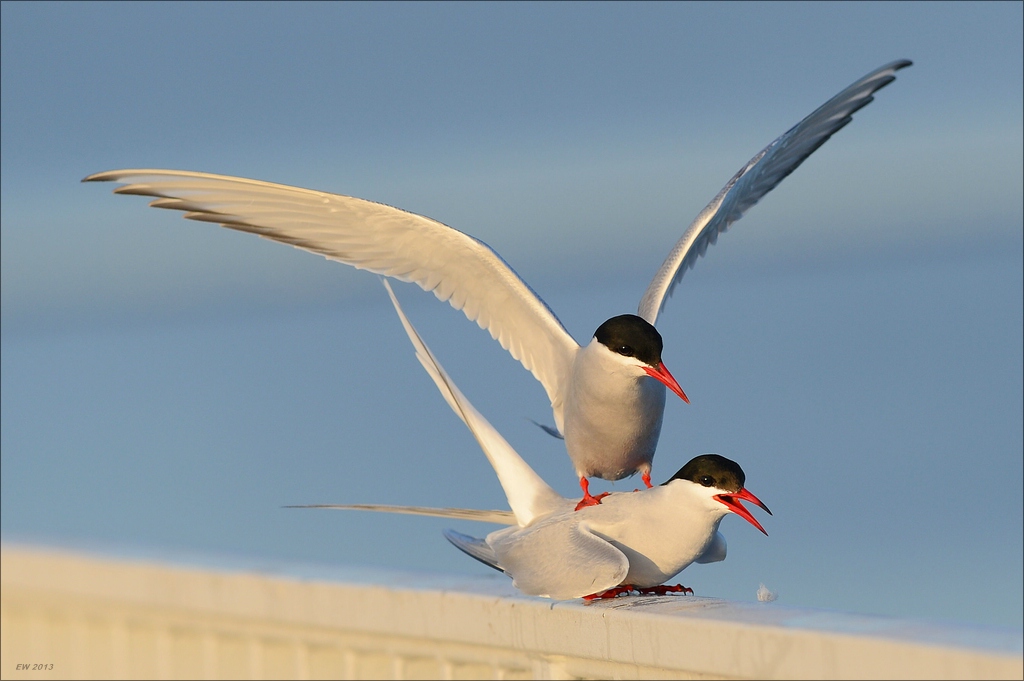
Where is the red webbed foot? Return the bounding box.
[574,477,611,511]
[574,492,610,511]
[583,583,694,601]
[583,584,636,601]
[636,584,693,596]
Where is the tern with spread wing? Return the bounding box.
[85,60,910,508]
[293,281,771,600]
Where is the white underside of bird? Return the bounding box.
[479,487,731,599]
[564,342,668,481]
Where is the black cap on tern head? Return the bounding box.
[663,454,745,492]
[663,454,772,534]
[594,314,664,367]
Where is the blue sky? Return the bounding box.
[2,2,1022,628]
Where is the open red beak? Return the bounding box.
[714,488,772,536]
[643,362,689,403]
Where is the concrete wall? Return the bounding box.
[2,544,1021,680]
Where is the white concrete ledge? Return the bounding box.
[2,543,1021,680]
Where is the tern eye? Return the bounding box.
[699,475,714,487]
[616,345,634,357]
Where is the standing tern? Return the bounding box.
[85,60,910,508]
[292,280,771,600]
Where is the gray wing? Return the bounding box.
[638,60,912,324]
[444,528,505,573]
[84,169,579,425]
[488,517,629,600]
[285,503,516,525]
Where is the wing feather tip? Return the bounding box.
[83,169,145,183]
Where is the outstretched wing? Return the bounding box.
[84,169,579,428]
[638,59,912,324]
[285,503,516,525]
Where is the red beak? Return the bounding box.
[643,362,689,403]
[714,488,772,536]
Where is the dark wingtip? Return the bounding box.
[527,418,564,439]
[878,59,912,73]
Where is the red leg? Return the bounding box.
[642,469,653,489]
[636,584,693,596]
[583,584,636,601]
[574,477,611,511]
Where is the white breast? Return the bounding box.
[587,483,725,587]
[561,340,667,480]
